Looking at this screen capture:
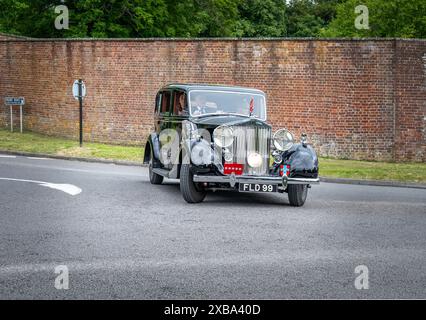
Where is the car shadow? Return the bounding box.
[206,190,288,206]
[142,180,290,206]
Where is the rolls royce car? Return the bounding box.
[144,84,319,206]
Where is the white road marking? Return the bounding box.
[1,160,145,177]
[0,177,82,196]
[26,157,53,160]
[0,155,16,158]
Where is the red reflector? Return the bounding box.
[224,163,244,175]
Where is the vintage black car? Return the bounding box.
[144,84,319,206]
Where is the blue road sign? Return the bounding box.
[5,97,25,106]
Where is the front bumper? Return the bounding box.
[193,174,320,188]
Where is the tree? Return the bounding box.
[63,0,169,38]
[235,0,287,37]
[1,0,425,39]
[163,0,203,37]
[287,0,322,37]
[320,0,426,38]
[0,0,242,38]
[0,0,60,37]
[286,0,344,37]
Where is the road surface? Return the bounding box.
[0,155,425,299]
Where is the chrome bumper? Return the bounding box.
[193,174,320,188]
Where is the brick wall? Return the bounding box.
[0,38,425,161]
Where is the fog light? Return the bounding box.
[247,152,263,168]
[272,151,282,164]
[223,149,233,162]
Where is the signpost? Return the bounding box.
[72,80,86,147]
[4,97,25,133]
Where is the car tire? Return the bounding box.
[180,164,206,203]
[149,154,163,185]
[287,184,308,207]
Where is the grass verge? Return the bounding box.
[319,157,426,183]
[0,129,425,183]
[0,129,144,162]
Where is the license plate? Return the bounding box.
[239,183,277,193]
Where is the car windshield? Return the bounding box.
[189,90,266,120]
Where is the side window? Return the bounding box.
[173,91,188,116]
[155,94,161,114]
[160,91,171,114]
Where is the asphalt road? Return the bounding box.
[0,155,425,299]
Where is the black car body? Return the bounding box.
[144,84,319,206]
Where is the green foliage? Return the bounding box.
[0,0,60,37]
[287,0,323,37]
[286,0,344,37]
[64,0,169,38]
[0,0,243,38]
[0,0,425,38]
[192,0,241,37]
[320,0,426,38]
[235,0,287,37]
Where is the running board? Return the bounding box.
[152,168,171,178]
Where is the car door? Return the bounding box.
[170,89,188,142]
[157,90,175,170]
[169,90,189,169]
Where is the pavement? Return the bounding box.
[0,154,425,299]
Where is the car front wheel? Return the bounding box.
[287,184,308,207]
[180,164,206,203]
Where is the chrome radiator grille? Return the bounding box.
[229,125,271,176]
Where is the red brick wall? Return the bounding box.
[0,38,425,161]
[394,40,426,162]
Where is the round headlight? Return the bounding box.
[191,140,212,166]
[273,129,294,151]
[247,152,263,168]
[213,126,234,148]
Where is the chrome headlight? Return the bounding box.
[213,126,234,148]
[273,129,294,151]
[191,140,212,166]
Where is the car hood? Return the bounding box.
[190,114,270,128]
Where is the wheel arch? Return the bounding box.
[143,141,152,164]
[143,133,161,166]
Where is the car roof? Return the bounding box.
[161,83,265,95]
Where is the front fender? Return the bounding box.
[143,133,161,165]
[285,144,319,179]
